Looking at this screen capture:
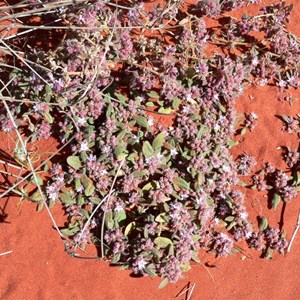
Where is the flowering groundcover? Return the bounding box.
[0,0,299,288]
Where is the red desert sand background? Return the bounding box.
[1,1,300,299]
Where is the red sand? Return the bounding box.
[1,1,300,299]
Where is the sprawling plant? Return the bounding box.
[0,0,299,286]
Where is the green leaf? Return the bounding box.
[132,170,146,178]
[180,263,191,272]
[272,193,281,210]
[259,216,268,231]
[115,92,128,104]
[227,221,237,230]
[80,209,89,219]
[147,90,160,98]
[136,116,149,129]
[158,278,169,289]
[106,104,114,117]
[228,139,239,149]
[111,252,121,263]
[75,178,82,192]
[191,252,200,263]
[29,190,42,202]
[144,264,157,277]
[59,191,75,205]
[173,177,190,190]
[225,216,235,222]
[155,213,167,223]
[114,143,127,161]
[216,103,226,113]
[142,182,155,191]
[30,174,43,186]
[45,85,52,102]
[142,141,154,158]
[152,132,165,151]
[172,97,181,110]
[81,174,95,196]
[158,107,172,114]
[264,247,273,259]
[146,101,155,107]
[37,201,44,212]
[43,162,50,172]
[154,237,173,248]
[124,221,136,236]
[77,194,85,206]
[49,200,56,208]
[67,156,82,170]
[240,127,247,136]
[89,197,101,204]
[105,211,114,229]
[293,172,300,186]
[61,226,80,236]
[44,112,53,124]
[114,209,126,223]
[117,130,127,140]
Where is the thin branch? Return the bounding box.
[75,190,115,251]
[98,91,174,116]
[1,96,64,238]
[100,158,125,258]
[187,283,196,300]
[0,158,23,170]
[0,62,22,71]
[287,209,300,252]
[1,96,62,106]
[0,250,13,256]
[1,18,62,41]
[0,40,52,88]
[0,169,22,179]
[176,283,191,298]
[0,136,75,200]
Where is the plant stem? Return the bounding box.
[0,158,23,170]
[100,158,125,258]
[287,209,300,252]
[0,250,13,256]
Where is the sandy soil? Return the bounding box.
[0,1,300,299]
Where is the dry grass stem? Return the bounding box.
[0,250,13,256]
[287,209,300,252]
[100,158,126,257]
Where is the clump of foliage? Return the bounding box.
[0,0,299,286]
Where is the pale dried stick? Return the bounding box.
[73,158,123,252]
[0,39,52,88]
[2,18,62,40]
[287,209,300,252]
[0,0,76,22]
[0,63,22,71]
[100,158,125,257]
[0,158,23,170]
[187,283,196,300]
[0,169,22,179]
[0,135,74,200]
[76,5,118,103]
[1,96,65,238]
[75,189,115,252]
[176,283,191,298]
[1,96,62,106]
[0,78,73,197]
[0,250,13,256]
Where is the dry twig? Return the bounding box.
[287,209,300,252]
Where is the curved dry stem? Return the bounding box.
[100,158,125,258]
